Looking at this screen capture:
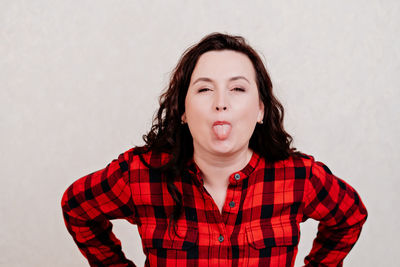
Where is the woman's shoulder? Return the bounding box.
[122,145,173,169]
[281,151,334,177]
[262,152,332,181]
[271,151,316,168]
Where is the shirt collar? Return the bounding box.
[185,150,261,186]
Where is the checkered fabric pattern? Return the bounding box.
[61,147,367,266]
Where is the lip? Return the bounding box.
[212,121,231,126]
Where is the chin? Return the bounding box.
[209,142,238,155]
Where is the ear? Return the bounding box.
[258,100,265,122]
[181,112,186,123]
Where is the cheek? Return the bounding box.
[236,101,260,118]
[185,103,208,132]
[186,99,208,118]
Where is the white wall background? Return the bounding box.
[1,0,399,266]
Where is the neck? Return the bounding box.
[193,146,253,187]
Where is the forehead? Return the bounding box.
[191,50,256,81]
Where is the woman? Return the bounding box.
[61,33,368,266]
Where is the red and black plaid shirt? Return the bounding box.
[61,147,367,266]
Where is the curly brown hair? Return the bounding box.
[133,32,298,236]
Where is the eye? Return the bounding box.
[232,87,245,92]
[198,88,211,93]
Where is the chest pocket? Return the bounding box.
[246,221,300,249]
[140,222,198,250]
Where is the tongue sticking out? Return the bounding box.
[212,124,232,140]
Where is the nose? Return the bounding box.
[214,90,228,111]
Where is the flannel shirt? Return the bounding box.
[61,147,368,266]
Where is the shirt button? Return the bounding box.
[234,173,241,180]
[229,201,235,208]
[218,235,224,243]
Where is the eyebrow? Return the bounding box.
[192,76,250,85]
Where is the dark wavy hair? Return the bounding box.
[133,32,298,235]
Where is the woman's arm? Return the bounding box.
[302,157,368,266]
[61,149,137,266]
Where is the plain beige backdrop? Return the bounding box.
[1,0,399,266]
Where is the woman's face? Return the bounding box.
[182,50,264,156]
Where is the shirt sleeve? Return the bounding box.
[302,157,368,267]
[61,149,137,267]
